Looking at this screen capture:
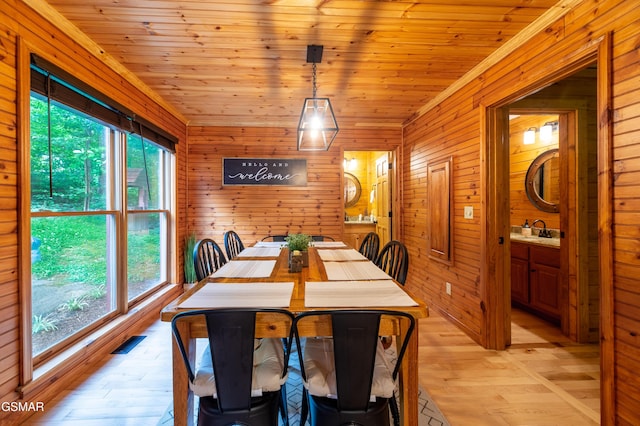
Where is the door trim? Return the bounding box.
[483,33,613,423]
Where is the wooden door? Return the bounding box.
[375,153,391,247]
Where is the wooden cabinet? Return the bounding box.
[529,245,561,320]
[511,241,561,323]
[510,242,530,305]
[343,223,376,250]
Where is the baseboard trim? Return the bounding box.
[432,305,483,346]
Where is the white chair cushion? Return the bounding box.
[302,337,395,400]
[191,338,287,398]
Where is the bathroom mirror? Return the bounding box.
[525,148,560,213]
[344,173,361,208]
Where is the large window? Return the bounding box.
[29,59,175,361]
[126,138,170,300]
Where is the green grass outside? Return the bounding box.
[32,215,160,287]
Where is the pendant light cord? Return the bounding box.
[46,74,53,198]
[138,123,152,207]
[312,62,317,98]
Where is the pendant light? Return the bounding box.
[297,45,339,151]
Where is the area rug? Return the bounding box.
[158,340,449,426]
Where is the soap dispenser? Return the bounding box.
[521,219,532,237]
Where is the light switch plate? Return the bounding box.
[464,206,473,219]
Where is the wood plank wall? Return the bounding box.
[2,0,640,424]
[186,127,401,247]
[402,0,639,423]
[403,96,485,338]
[0,1,187,420]
[0,15,20,413]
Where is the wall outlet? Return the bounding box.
[464,206,473,219]
[445,282,452,295]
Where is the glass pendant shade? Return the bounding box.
[297,45,338,151]
[297,97,339,151]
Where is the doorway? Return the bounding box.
[504,67,599,345]
[343,150,393,249]
[508,112,565,332]
[483,36,614,420]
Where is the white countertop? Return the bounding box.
[510,232,560,247]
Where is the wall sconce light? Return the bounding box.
[297,45,339,151]
[540,121,559,142]
[343,157,357,170]
[523,127,537,145]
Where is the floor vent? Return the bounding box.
[111,335,146,354]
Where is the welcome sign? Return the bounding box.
[223,158,307,186]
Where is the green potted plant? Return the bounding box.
[285,233,311,267]
[183,232,197,285]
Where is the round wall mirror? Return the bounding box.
[344,173,361,208]
[525,148,560,213]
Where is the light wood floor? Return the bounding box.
[23,308,600,425]
[420,308,600,425]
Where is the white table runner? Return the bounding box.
[254,241,286,248]
[305,280,417,307]
[317,249,367,262]
[312,241,347,248]
[237,247,282,258]
[211,260,277,278]
[323,261,392,281]
[178,282,294,308]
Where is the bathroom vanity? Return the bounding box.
[511,236,561,323]
[343,221,376,250]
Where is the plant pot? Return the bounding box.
[300,250,309,267]
[288,252,302,272]
[288,250,308,271]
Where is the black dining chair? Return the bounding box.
[311,235,335,241]
[261,235,287,242]
[375,240,409,285]
[292,309,415,426]
[193,238,227,281]
[171,308,295,426]
[359,232,380,262]
[224,230,245,260]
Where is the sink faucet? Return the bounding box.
[532,219,552,238]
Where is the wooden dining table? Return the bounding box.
[160,243,428,426]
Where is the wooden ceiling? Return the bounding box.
[41,0,562,128]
